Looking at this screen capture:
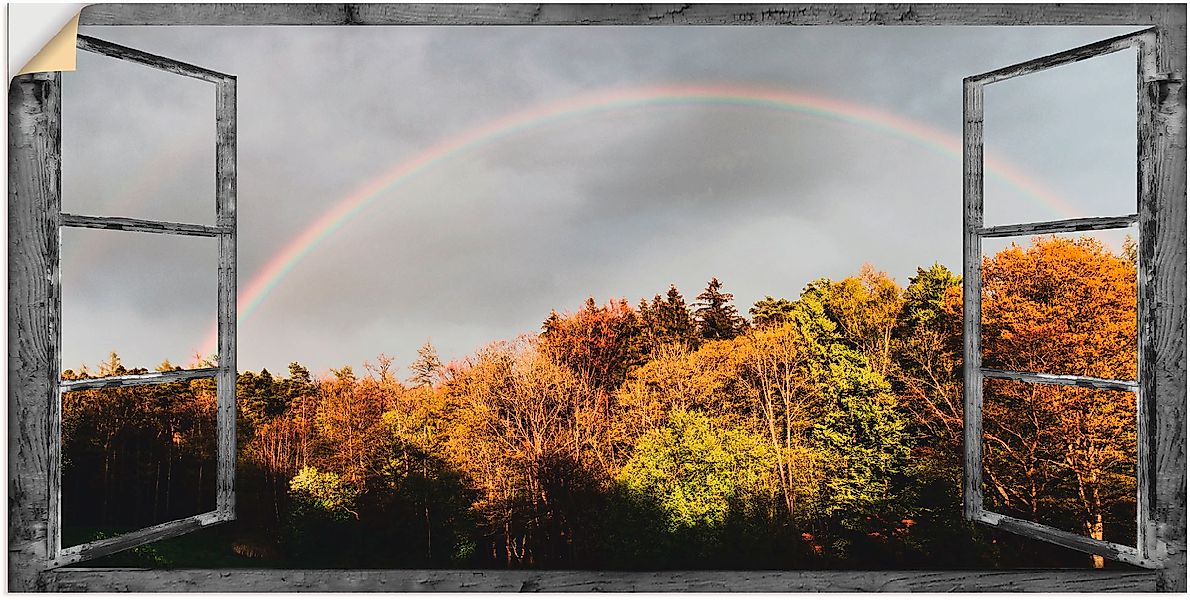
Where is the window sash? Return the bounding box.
[961,28,1160,568]
[46,35,237,568]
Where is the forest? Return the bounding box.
[60,234,1139,570]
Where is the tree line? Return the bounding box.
[60,235,1138,569]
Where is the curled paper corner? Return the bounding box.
[18,13,81,76]
[10,4,84,79]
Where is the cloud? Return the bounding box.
[61,24,1141,373]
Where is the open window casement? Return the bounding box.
[47,35,237,568]
[963,28,1163,569]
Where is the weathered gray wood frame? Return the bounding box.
[35,34,238,571]
[962,25,1184,577]
[8,2,1185,593]
[59,213,228,237]
[58,366,219,391]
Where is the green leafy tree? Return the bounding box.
[289,465,360,520]
[892,264,964,450]
[239,369,284,426]
[804,266,904,377]
[285,466,362,564]
[784,281,911,524]
[618,409,776,531]
[749,295,798,328]
[812,364,908,522]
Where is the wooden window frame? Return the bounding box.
[41,35,238,569]
[8,3,1185,593]
[961,28,1163,570]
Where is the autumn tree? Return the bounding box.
[443,337,603,566]
[612,338,755,467]
[810,266,905,377]
[980,236,1138,564]
[64,241,1135,571]
[409,340,444,388]
[312,364,395,489]
[540,297,645,392]
[741,323,826,521]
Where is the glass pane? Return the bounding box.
[981,227,1137,381]
[61,228,218,373]
[982,378,1137,549]
[61,380,218,549]
[982,46,1137,227]
[62,47,216,225]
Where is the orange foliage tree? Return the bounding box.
[981,236,1137,562]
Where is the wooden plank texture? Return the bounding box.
[59,213,226,237]
[968,28,1148,85]
[215,77,237,519]
[961,77,983,521]
[974,510,1158,569]
[58,367,218,392]
[77,3,1180,27]
[8,72,61,593]
[1143,6,1187,592]
[961,21,1187,590]
[49,511,224,569]
[977,214,1138,238]
[981,368,1138,393]
[1135,28,1158,567]
[42,568,1160,593]
[30,37,239,571]
[76,34,231,84]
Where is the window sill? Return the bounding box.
[42,567,1161,592]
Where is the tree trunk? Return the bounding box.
[1089,512,1105,569]
[153,458,161,523]
[197,462,204,514]
[101,442,112,524]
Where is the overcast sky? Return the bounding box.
[59,24,1140,376]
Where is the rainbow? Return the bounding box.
[197,83,1073,358]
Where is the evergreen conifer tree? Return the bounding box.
[409,340,444,388]
[659,284,698,347]
[694,278,747,340]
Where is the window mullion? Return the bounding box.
[977,214,1138,238]
[59,367,219,392]
[60,213,228,237]
[980,368,1138,393]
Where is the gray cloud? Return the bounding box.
[61,24,1140,375]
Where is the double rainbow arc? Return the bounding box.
[198,83,1073,358]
